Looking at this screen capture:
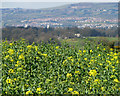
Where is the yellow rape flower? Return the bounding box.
[112,66,115,69]
[25,84,29,87]
[35,46,38,51]
[38,51,41,54]
[4,55,9,60]
[71,59,74,62]
[78,58,81,61]
[41,54,47,57]
[6,79,12,84]
[76,78,79,81]
[5,92,7,94]
[116,60,119,64]
[103,79,107,82]
[110,48,113,51]
[15,61,21,67]
[19,54,24,60]
[114,79,119,83]
[84,58,87,61]
[8,49,14,55]
[70,82,75,85]
[101,87,105,91]
[26,90,32,95]
[107,54,109,56]
[89,69,97,77]
[98,54,101,56]
[99,63,103,66]
[76,62,79,65]
[67,56,72,60]
[110,75,115,78]
[112,69,115,72]
[63,60,67,64]
[71,91,79,94]
[3,64,7,67]
[20,49,23,52]
[88,65,90,67]
[103,48,106,50]
[17,61,20,65]
[27,45,32,49]
[90,50,92,52]
[105,66,108,70]
[56,46,59,49]
[36,57,39,60]
[68,88,73,91]
[10,59,14,62]
[83,50,86,53]
[14,78,17,81]
[79,50,82,53]
[75,71,80,74]
[110,52,113,54]
[114,53,117,56]
[111,58,114,61]
[36,88,41,92]
[9,43,13,46]
[8,69,14,73]
[66,73,72,78]
[97,46,99,49]
[114,56,118,59]
[94,79,100,84]
[90,59,94,62]
[108,62,112,65]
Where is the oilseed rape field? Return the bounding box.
[2,39,120,94]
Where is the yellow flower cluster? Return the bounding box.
[19,54,24,60]
[27,45,32,49]
[8,49,14,55]
[6,79,12,84]
[41,54,47,57]
[89,69,97,77]
[66,73,72,78]
[114,79,119,83]
[71,91,79,94]
[26,90,33,95]
[56,46,59,49]
[75,71,80,74]
[8,69,14,73]
[68,88,73,91]
[94,79,100,84]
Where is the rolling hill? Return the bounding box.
[1,3,118,27]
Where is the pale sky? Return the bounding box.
[2,2,73,9]
[1,0,119,2]
[1,0,119,9]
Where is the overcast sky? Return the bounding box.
[2,0,119,2]
[1,0,119,9]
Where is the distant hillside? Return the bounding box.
[1,3,118,27]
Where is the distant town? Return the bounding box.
[11,17,118,29]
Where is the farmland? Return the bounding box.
[2,38,120,94]
[61,37,119,50]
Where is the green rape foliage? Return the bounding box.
[2,39,120,95]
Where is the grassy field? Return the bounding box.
[60,37,119,50]
[89,37,118,41]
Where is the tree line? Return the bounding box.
[2,26,118,43]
